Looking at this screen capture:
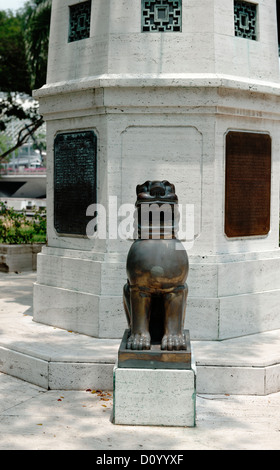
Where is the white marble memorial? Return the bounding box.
[33,0,280,345]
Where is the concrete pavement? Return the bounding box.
[1,371,280,450]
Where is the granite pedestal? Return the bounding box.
[113,363,196,427]
[113,331,196,427]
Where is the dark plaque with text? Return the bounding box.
[54,131,97,236]
[225,131,271,238]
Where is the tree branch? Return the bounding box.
[0,117,44,163]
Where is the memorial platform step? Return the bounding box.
[0,272,280,395]
[1,309,280,395]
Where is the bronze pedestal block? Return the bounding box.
[122,181,191,369]
[118,329,192,370]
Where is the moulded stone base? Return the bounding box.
[33,282,127,338]
[33,247,127,338]
[186,251,280,340]
[34,248,280,341]
[187,289,280,340]
[33,282,100,337]
[113,363,196,427]
[0,244,43,273]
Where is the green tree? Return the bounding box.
[0,10,31,93]
[0,0,51,162]
[23,0,52,91]
[0,134,9,155]
[0,93,43,161]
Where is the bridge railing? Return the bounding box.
[0,168,46,176]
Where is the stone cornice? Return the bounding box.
[33,73,280,99]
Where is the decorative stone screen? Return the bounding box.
[234,0,257,40]
[142,0,182,32]
[277,0,280,56]
[68,1,91,43]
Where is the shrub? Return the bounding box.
[0,202,46,244]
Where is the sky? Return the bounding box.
[0,0,26,12]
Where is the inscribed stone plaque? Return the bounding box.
[225,131,271,238]
[54,131,97,236]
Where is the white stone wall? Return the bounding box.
[45,0,279,85]
[36,80,280,256]
[34,79,280,340]
[33,0,280,341]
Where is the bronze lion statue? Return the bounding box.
[123,181,189,351]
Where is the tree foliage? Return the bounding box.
[0,201,46,244]
[0,93,44,161]
[23,0,52,92]
[0,1,51,161]
[0,0,51,94]
[0,10,31,94]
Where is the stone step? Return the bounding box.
[1,307,280,395]
[194,329,280,395]
[1,272,279,395]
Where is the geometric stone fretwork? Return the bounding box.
[277,0,280,55]
[142,0,182,32]
[68,0,91,43]
[234,0,257,40]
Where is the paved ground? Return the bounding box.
[0,371,280,450]
[0,271,280,450]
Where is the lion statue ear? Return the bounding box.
[162,180,176,194]
[136,181,151,195]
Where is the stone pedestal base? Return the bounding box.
[0,244,43,273]
[113,363,196,427]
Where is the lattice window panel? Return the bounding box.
[277,0,280,56]
[234,1,257,40]
[68,1,91,43]
[142,0,182,32]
